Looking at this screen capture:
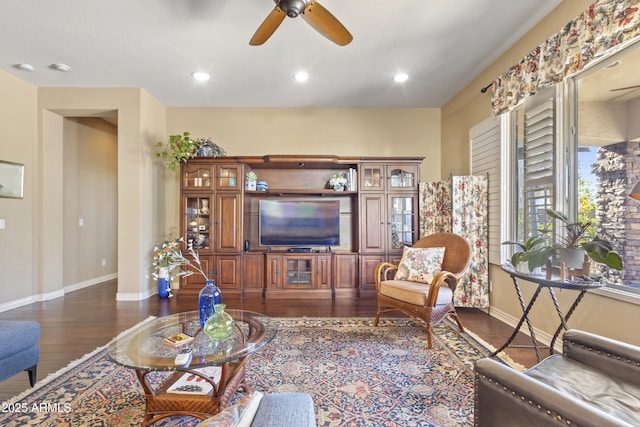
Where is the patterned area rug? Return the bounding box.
[0,317,518,427]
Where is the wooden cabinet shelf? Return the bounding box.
[179,155,422,298]
[245,189,356,196]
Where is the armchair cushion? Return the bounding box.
[394,246,445,284]
[379,279,453,306]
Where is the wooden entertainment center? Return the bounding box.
[179,155,423,299]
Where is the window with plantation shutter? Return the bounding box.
[470,116,504,264]
[521,93,555,239]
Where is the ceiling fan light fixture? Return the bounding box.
[393,73,409,83]
[293,71,309,82]
[191,72,210,82]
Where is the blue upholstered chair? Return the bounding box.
[0,320,40,386]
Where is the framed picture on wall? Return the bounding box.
[0,160,24,199]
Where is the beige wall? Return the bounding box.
[441,0,640,346]
[0,70,38,306]
[63,118,118,287]
[167,108,440,178]
[35,88,166,301]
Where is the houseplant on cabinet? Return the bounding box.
[245,171,257,191]
[155,132,198,172]
[195,137,227,158]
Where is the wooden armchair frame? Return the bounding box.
[373,232,472,348]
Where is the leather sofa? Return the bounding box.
[0,320,40,386]
[474,329,640,426]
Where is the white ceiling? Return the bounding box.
[1,0,562,108]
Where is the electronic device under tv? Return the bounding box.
[259,200,340,247]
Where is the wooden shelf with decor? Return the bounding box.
[178,155,422,299]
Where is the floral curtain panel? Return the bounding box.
[419,176,489,308]
[491,0,640,115]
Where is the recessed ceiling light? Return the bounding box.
[293,71,309,82]
[51,63,71,72]
[393,73,409,83]
[191,72,210,82]
[14,64,34,72]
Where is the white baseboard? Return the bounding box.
[64,273,117,294]
[0,295,39,313]
[116,287,154,301]
[489,306,563,353]
[0,274,118,313]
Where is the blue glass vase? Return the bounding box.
[198,280,221,327]
[157,267,171,299]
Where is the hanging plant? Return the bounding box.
[155,132,199,172]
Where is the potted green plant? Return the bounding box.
[155,132,199,172]
[502,234,556,273]
[245,171,257,191]
[547,209,622,270]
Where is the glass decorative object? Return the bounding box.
[157,267,171,299]
[198,280,221,327]
[203,304,235,341]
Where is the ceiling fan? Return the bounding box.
[250,0,353,46]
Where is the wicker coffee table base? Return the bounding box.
[137,359,247,426]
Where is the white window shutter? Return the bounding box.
[523,96,555,236]
[470,116,503,264]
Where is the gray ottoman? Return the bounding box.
[198,391,316,427]
[250,393,315,427]
[0,320,40,386]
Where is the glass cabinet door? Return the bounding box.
[360,164,384,191]
[284,258,313,287]
[388,166,417,190]
[216,164,241,191]
[184,195,212,252]
[183,164,214,190]
[389,195,416,250]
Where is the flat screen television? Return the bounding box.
[259,200,340,247]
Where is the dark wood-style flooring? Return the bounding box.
[0,280,539,402]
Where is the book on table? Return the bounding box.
[163,332,193,347]
[167,367,222,395]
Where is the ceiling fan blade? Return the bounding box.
[250,7,286,46]
[301,1,353,46]
[610,85,640,91]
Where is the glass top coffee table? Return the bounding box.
[107,310,277,426]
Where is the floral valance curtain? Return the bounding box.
[419,176,489,308]
[491,0,640,115]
